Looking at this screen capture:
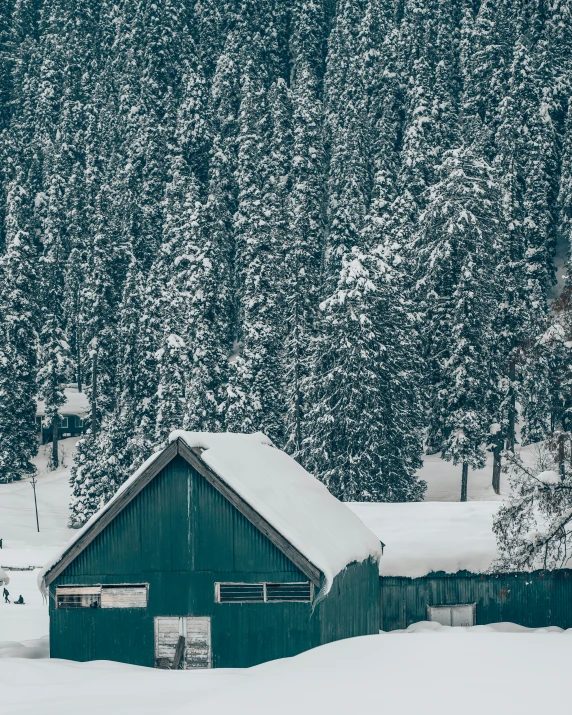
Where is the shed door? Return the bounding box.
[185,617,211,669]
[154,616,211,669]
[427,604,475,627]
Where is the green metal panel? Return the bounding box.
[380,570,572,631]
[50,455,379,667]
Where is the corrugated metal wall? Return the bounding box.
[380,570,572,631]
[51,456,379,667]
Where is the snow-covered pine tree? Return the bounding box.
[226,56,286,441]
[37,153,72,469]
[0,172,39,482]
[304,246,426,501]
[282,0,326,457]
[492,36,558,445]
[323,0,368,284]
[154,156,196,443]
[415,143,503,500]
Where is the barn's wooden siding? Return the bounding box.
[380,569,572,631]
[50,456,379,667]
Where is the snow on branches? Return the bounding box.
[493,438,572,571]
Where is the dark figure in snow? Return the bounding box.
[0,538,3,548]
[3,588,10,603]
[14,595,24,605]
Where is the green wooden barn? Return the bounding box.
[39,432,382,668]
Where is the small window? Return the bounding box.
[56,586,101,609]
[216,582,312,604]
[56,584,148,609]
[427,604,476,627]
[60,416,69,428]
[78,418,84,427]
[101,585,147,608]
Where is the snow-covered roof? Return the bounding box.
[348,502,500,578]
[36,388,90,417]
[39,432,382,595]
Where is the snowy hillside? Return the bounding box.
[0,438,77,641]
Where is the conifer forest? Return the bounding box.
[1,0,572,524]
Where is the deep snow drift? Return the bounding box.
[2,624,572,715]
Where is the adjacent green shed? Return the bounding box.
[40,432,381,668]
[349,501,572,631]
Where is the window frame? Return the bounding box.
[215,581,313,604]
[55,583,149,609]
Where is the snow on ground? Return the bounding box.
[0,569,49,641]
[348,501,500,576]
[419,442,537,502]
[0,438,77,643]
[0,438,77,569]
[2,625,572,715]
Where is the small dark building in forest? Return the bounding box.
[36,387,90,444]
[350,501,572,631]
[40,432,382,668]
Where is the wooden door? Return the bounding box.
[154,616,212,669]
[154,616,181,668]
[185,617,212,669]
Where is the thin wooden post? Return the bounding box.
[172,635,185,670]
[461,463,468,502]
[30,474,40,533]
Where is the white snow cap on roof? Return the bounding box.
[348,501,500,578]
[170,431,382,593]
[36,387,90,417]
[38,432,382,595]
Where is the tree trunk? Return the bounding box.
[558,432,565,481]
[492,444,501,495]
[506,359,516,452]
[91,350,98,434]
[461,462,468,502]
[76,320,82,393]
[51,417,59,469]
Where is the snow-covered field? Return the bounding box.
[3,624,572,715]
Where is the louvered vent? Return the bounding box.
[266,582,312,602]
[218,583,265,603]
[216,582,312,603]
